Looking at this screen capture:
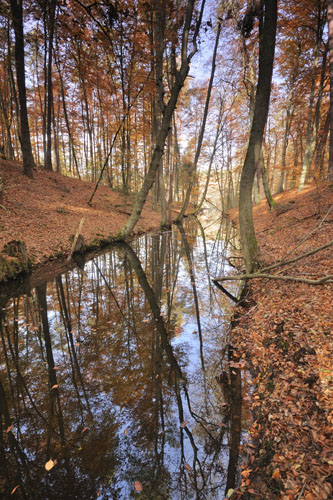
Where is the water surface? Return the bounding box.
[0,219,249,499]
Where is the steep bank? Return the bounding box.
[0,160,175,280]
[227,183,332,500]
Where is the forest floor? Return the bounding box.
[0,159,176,277]
[227,183,333,500]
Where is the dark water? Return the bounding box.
[0,219,250,499]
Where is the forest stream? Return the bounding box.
[0,218,251,500]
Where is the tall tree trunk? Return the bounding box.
[176,22,221,222]
[328,0,333,180]
[9,0,35,178]
[0,89,15,159]
[45,0,57,171]
[238,0,277,273]
[298,3,327,190]
[54,46,81,179]
[312,110,329,178]
[154,0,167,226]
[276,85,295,193]
[260,148,276,210]
[194,95,224,213]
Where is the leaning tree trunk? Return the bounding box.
[9,0,35,178]
[260,148,276,210]
[176,21,221,222]
[117,0,205,240]
[238,0,277,273]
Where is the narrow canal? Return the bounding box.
[0,218,250,499]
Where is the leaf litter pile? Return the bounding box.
[228,184,332,500]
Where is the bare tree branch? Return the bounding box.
[214,273,333,285]
[214,239,333,285]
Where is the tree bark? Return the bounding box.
[238,0,277,273]
[259,148,276,210]
[298,3,327,190]
[328,0,333,180]
[45,0,57,171]
[9,0,35,178]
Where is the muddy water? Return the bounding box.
[0,219,250,499]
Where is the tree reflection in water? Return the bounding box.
[0,219,250,499]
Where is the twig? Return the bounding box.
[296,479,308,500]
[279,204,332,264]
[260,239,333,273]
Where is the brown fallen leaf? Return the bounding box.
[185,463,191,471]
[81,426,88,433]
[180,421,187,428]
[6,425,13,433]
[10,485,19,495]
[51,384,59,389]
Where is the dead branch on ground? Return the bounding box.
[214,239,333,286]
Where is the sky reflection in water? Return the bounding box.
[0,219,250,499]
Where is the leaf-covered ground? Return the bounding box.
[0,160,174,271]
[228,183,333,500]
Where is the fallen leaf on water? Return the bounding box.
[45,459,56,471]
[134,481,142,492]
[180,421,187,428]
[192,330,197,334]
[124,428,128,435]
[6,425,13,433]
[81,427,88,433]
[185,464,191,471]
[51,384,59,390]
[53,366,59,371]
[10,485,19,495]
